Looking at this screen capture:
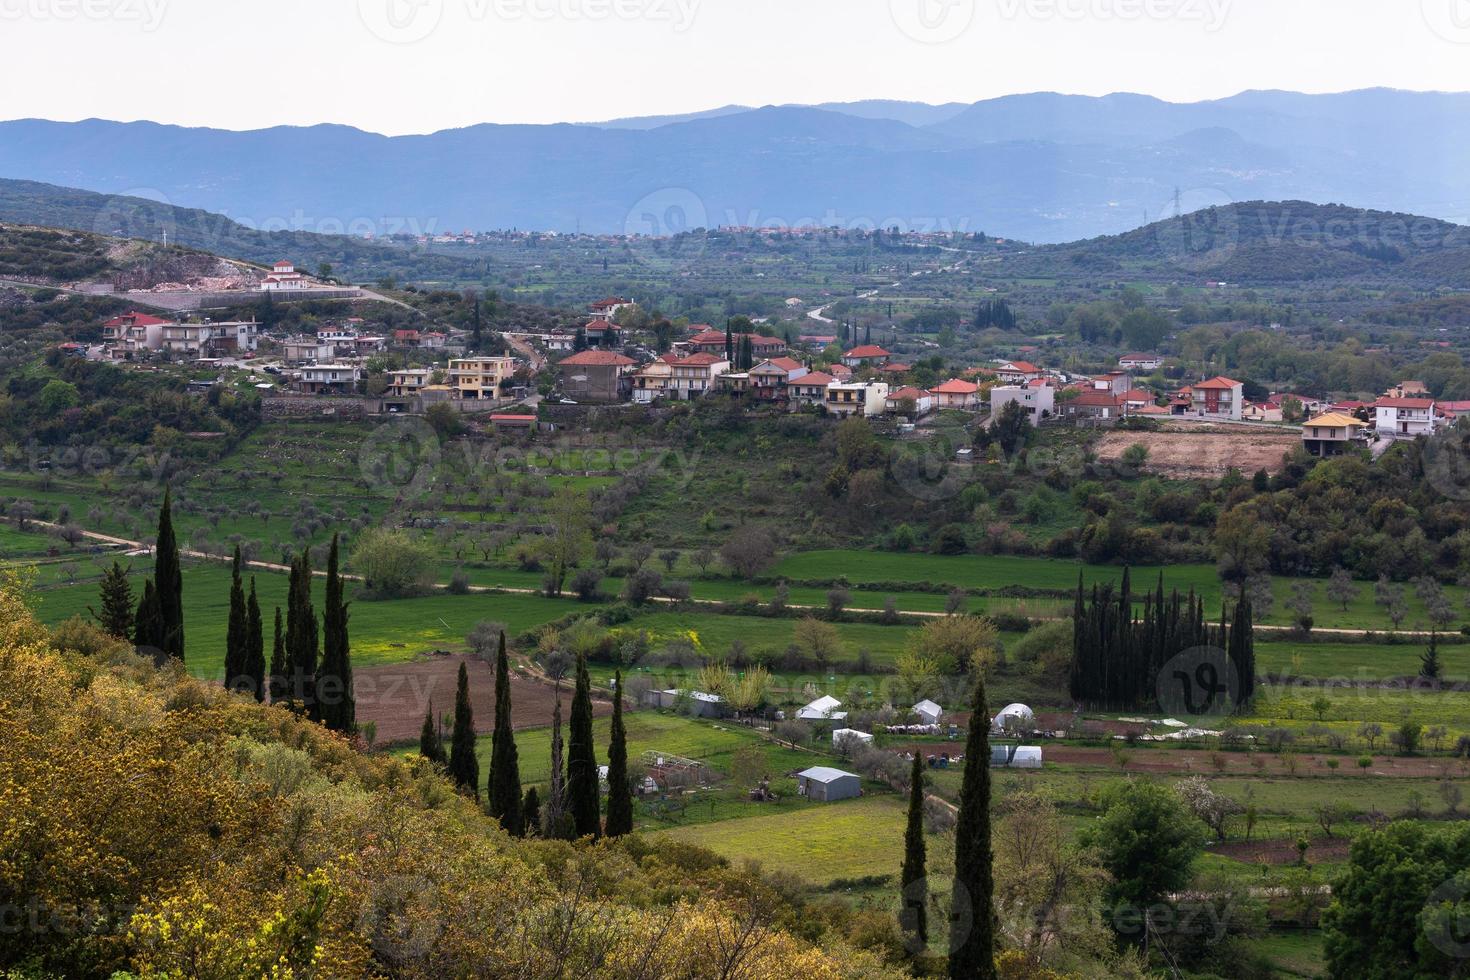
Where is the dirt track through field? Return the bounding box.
[354,654,612,745]
[1095,429,1302,479]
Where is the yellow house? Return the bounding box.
[1302,412,1366,457]
[448,356,515,400]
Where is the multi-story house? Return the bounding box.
[448,356,515,400]
[1190,377,1244,421]
[930,379,981,410]
[630,355,676,404]
[994,360,1043,384]
[668,353,730,399]
[989,384,1054,424]
[1303,412,1367,457]
[825,381,890,417]
[297,364,362,394]
[1375,397,1437,438]
[102,311,171,358]
[387,369,433,398]
[283,337,337,365]
[556,350,636,403]
[788,371,835,407]
[747,356,809,399]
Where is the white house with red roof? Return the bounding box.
[587,297,633,322]
[929,378,981,410]
[667,352,731,399]
[995,360,1043,384]
[841,344,892,368]
[261,260,308,291]
[885,386,934,416]
[1375,397,1437,438]
[1190,377,1244,421]
[788,371,836,407]
[102,311,172,357]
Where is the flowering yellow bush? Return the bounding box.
[0,582,906,979]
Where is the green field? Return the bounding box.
[1258,639,1470,680]
[29,559,592,680]
[657,795,909,885]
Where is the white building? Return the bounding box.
[261,260,307,291]
[988,384,1054,424]
[796,695,847,721]
[832,728,875,750]
[912,700,944,726]
[1375,397,1437,439]
[297,364,362,394]
[824,381,890,418]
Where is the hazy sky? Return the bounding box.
[3,0,1469,134]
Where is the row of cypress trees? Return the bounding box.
[426,648,635,840]
[99,493,356,734]
[1069,569,1256,712]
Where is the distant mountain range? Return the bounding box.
[0,89,1467,244]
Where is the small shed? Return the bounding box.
[796,766,862,802]
[797,695,847,721]
[643,688,726,718]
[913,699,944,725]
[990,745,1043,769]
[832,728,875,750]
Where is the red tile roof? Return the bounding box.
[845,345,891,358]
[559,350,636,367]
[888,386,929,401]
[795,372,835,387]
[999,361,1040,373]
[1069,390,1125,407]
[675,352,727,366]
[104,311,173,327]
[1376,397,1435,409]
[688,330,728,345]
[931,379,980,394]
[1193,376,1243,390]
[765,356,803,372]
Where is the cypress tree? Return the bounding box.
[242,577,265,702]
[132,579,165,660]
[448,661,479,799]
[949,675,995,980]
[317,535,354,734]
[544,692,571,839]
[285,553,318,717]
[1421,631,1443,681]
[419,701,445,763]
[566,652,600,839]
[225,546,248,692]
[92,561,134,640]
[901,750,928,949]
[487,632,524,835]
[153,488,184,661]
[268,607,286,703]
[522,787,541,835]
[604,669,633,837]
